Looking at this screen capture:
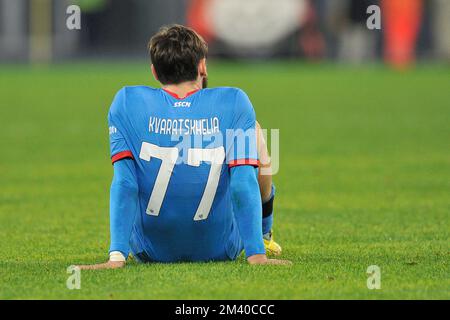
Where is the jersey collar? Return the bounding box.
[162,88,200,100]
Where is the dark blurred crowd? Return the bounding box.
[187,0,449,68]
[0,0,448,67]
[296,0,449,68]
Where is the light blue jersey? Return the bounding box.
[108,86,259,262]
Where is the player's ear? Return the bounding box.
[151,64,159,82]
[198,58,207,78]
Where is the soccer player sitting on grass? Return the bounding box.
[78,25,291,269]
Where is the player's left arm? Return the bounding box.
[78,88,138,270]
[77,158,139,270]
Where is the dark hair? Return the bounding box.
[148,25,208,85]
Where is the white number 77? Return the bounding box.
[139,142,225,221]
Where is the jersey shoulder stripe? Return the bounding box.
[111,150,134,164]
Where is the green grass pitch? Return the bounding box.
[0,62,448,299]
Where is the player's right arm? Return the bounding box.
[228,89,291,266]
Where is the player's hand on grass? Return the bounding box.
[247,254,292,265]
[77,251,126,270]
[77,260,125,270]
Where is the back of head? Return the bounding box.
[148,25,208,85]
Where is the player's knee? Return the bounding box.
[255,120,261,131]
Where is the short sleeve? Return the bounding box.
[108,89,134,164]
[226,89,259,168]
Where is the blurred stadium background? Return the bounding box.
[1,0,449,66]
